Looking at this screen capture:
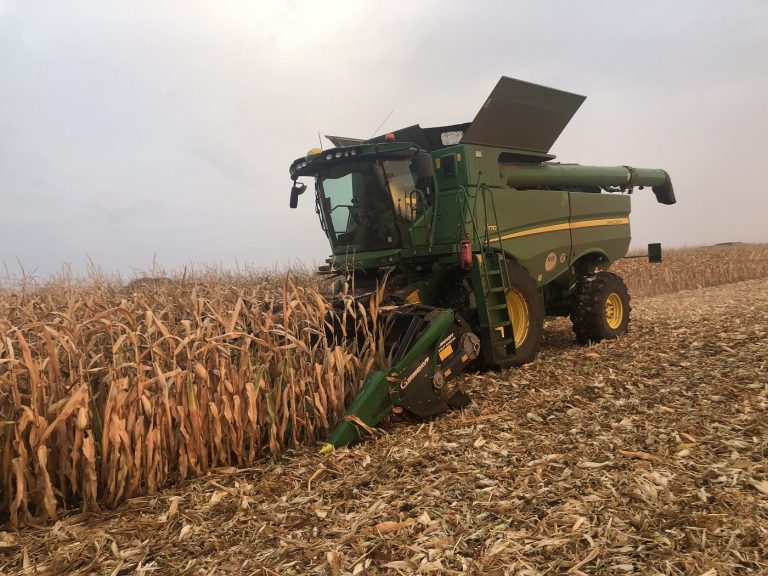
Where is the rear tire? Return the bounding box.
[570,271,631,344]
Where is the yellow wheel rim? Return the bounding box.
[506,288,530,348]
[605,292,624,329]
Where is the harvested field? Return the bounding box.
[613,244,768,297]
[2,277,766,575]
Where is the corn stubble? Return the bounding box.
[0,274,383,527]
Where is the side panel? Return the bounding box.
[569,192,631,265]
[488,189,571,286]
[432,145,470,247]
[431,188,465,246]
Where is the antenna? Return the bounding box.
[369,110,394,139]
[317,130,323,151]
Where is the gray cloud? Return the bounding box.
[1,0,766,277]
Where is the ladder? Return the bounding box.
[459,184,516,366]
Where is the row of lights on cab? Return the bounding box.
[297,147,362,169]
[298,133,395,168]
[324,149,359,160]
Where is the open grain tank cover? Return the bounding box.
[461,76,586,154]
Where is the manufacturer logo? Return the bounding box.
[545,252,557,272]
[400,356,430,389]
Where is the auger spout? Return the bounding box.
[502,164,676,204]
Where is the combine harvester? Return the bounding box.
[288,77,675,449]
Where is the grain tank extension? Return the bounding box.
[288,77,675,449]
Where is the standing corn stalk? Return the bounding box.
[0,273,382,527]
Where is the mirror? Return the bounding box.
[415,151,434,179]
[289,181,307,208]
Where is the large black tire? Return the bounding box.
[570,271,631,344]
[502,259,545,366]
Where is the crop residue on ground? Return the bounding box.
[2,278,766,575]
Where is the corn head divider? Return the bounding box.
[290,76,676,449]
[323,305,479,450]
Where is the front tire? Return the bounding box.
[503,259,545,366]
[570,272,631,344]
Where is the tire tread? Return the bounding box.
[570,271,631,344]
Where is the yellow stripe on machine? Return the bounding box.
[438,345,454,361]
[489,217,629,243]
[570,217,629,229]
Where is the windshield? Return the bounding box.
[382,159,419,222]
[323,171,363,240]
[318,159,421,252]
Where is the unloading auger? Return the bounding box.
[289,77,676,449]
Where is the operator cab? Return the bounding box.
[289,146,434,255]
[320,157,418,252]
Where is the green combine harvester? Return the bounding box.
[288,77,675,450]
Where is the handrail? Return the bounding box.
[408,188,430,248]
[456,185,482,250]
[456,184,494,291]
[481,183,511,288]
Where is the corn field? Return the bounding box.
[0,274,383,527]
[1,244,766,528]
[613,243,768,297]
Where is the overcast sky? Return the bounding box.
[1,0,766,279]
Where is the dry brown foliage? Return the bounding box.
[613,243,768,297]
[2,278,765,574]
[0,273,383,527]
[0,245,768,552]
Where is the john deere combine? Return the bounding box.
[288,77,675,449]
